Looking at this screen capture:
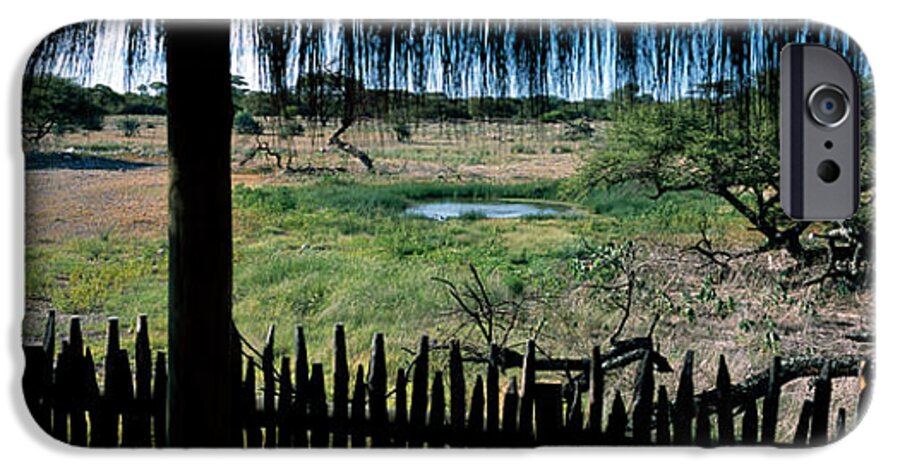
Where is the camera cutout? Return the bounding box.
[817,160,841,183]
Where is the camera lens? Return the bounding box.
[808,84,850,128]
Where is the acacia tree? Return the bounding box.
[21,75,104,145]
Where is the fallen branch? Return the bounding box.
[695,355,869,414]
[329,119,373,171]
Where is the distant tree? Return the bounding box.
[21,76,105,145]
[233,110,262,135]
[117,117,141,137]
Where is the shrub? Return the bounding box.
[234,111,262,135]
[117,118,141,137]
[393,122,412,143]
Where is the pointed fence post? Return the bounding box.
[152,352,167,447]
[672,351,694,445]
[761,357,781,444]
[368,333,388,447]
[262,325,276,448]
[393,368,408,447]
[277,356,293,447]
[486,343,500,443]
[428,371,446,448]
[467,375,485,446]
[716,355,734,445]
[632,350,655,445]
[408,335,429,447]
[656,386,671,445]
[132,315,152,446]
[293,326,309,447]
[810,361,832,445]
[308,363,329,448]
[793,400,814,446]
[501,377,519,446]
[606,391,627,445]
[351,365,367,448]
[587,345,605,444]
[566,381,584,444]
[518,339,536,445]
[332,324,349,448]
[448,340,466,446]
[741,397,759,445]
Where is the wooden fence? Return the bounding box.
[22,312,873,448]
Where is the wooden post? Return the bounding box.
[262,325,276,448]
[672,351,694,445]
[741,398,759,445]
[367,333,388,447]
[467,375,485,446]
[393,368,408,447]
[695,398,711,447]
[26,311,57,438]
[656,386,671,445]
[351,365,367,448]
[428,371,446,448]
[152,352,167,447]
[408,335,429,447]
[835,408,847,440]
[229,326,243,446]
[534,383,563,445]
[84,347,104,447]
[277,356,292,447]
[51,341,70,443]
[810,361,832,445]
[760,356,781,444]
[501,377,519,446]
[518,339,536,444]
[793,400,814,446]
[243,359,261,447]
[132,315,152,446]
[587,345,604,444]
[308,363,329,448]
[165,21,235,447]
[566,381,584,444]
[606,391,627,445]
[69,317,87,446]
[448,340,466,446]
[332,324,349,448]
[293,325,309,447]
[114,350,136,446]
[486,344,500,442]
[632,350,654,445]
[716,354,734,445]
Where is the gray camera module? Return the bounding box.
[781,44,860,220]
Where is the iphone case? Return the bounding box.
[22,19,873,447]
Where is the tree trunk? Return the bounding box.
[165,21,235,447]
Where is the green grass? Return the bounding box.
[25,179,745,381]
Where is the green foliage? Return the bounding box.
[117,117,141,137]
[574,93,808,255]
[234,110,263,135]
[22,76,105,143]
[393,122,412,143]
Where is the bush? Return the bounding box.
[278,121,304,137]
[117,118,141,137]
[234,111,262,135]
[393,122,412,143]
